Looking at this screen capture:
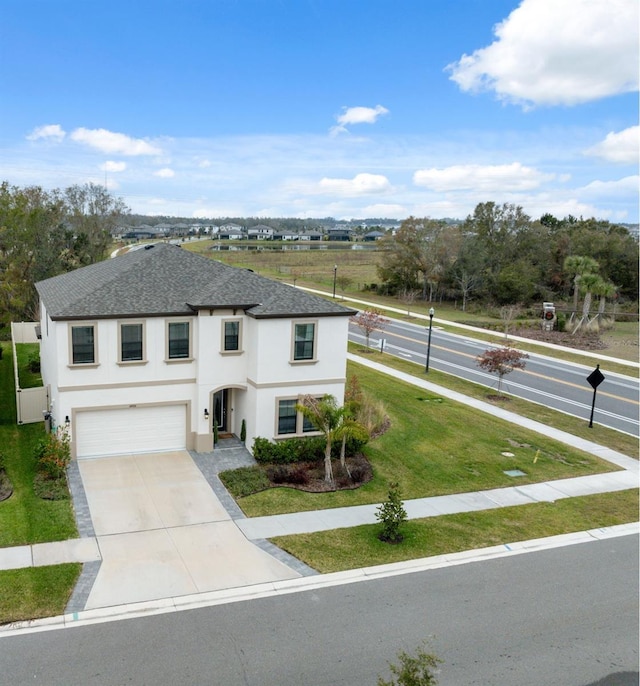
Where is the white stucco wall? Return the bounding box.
[43,307,351,455]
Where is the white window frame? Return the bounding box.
[118,320,146,365]
[68,322,98,367]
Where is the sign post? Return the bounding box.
[586,364,605,428]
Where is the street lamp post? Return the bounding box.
[425,307,435,372]
[332,264,337,298]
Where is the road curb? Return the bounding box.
[1,522,636,638]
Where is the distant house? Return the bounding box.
[326,227,353,242]
[247,224,275,240]
[35,244,355,459]
[298,230,323,241]
[122,229,156,240]
[363,230,385,241]
[274,231,299,241]
[122,225,167,240]
[216,225,245,240]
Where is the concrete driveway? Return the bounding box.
[77,451,301,610]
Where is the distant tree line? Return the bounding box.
[0,181,129,325]
[375,203,638,313]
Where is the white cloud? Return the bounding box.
[198,159,212,168]
[331,105,389,135]
[447,0,639,107]
[193,204,245,218]
[70,127,162,155]
[579,175,640,198]
[153,168,175,178]
[318,173,392,196]
[585,126,640,164]
[413,163,554,192]
[361,203,407,217]
[101,160,127,172]
[524,195,604,220]
[26,124,66,141]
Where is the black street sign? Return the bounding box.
[587,365,605,390]
[587,364,605,428]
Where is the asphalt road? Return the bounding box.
[350,317,640,437]
[1,535,637,685]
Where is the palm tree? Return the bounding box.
[335,401,369,476]
[297,395,369,485]
[595,280,617,321]
[296,395,344,485]
[563,255,599,318]
[572,272,601,333]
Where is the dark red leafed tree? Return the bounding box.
[476,346,528,396]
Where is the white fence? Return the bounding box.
[10,322,48,425]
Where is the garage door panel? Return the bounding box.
[76,405,186,458]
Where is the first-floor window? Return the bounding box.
[168,321,190,359]
[302,408,317,433]
[293,322,315,361]
[121,323,143,361]
[71,325,95,364]
[277,397,322,436]
[277,399,297,435]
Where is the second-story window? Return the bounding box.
[223,320,240,352]
[293,322,315,361]
[168,321,190,359]
[71,325,95,364]
[120,323,143,362]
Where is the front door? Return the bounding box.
[213,389,229,433]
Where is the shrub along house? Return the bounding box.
[35,243,355,459]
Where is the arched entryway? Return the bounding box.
[208,384,247,442]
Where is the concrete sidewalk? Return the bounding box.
[236,469,638,539]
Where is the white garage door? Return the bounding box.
[75,405,187,458]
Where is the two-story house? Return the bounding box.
[35,243,355,459]
[247,224,275,240]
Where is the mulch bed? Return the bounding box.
[0,469,13,501]
[265,454,373,493]
[511,327,607,351]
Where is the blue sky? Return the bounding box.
[1,0,638,221]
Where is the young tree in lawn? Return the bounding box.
[476,346,529,397]
[500,304,522,339]
[399,288,419,317]
[351,308,389,350]
[335,274,353,299]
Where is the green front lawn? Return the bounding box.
[0,564,81,625]
[237,361,619,517]
[0,343,77,547]
[349,345,639,458]
[272,489,639,573]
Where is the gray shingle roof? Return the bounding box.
[36,243,356,320]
